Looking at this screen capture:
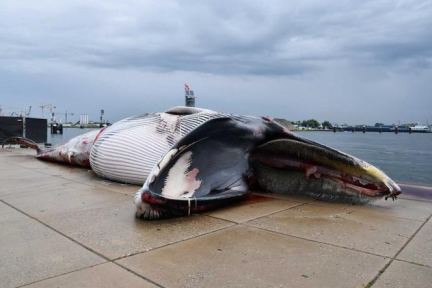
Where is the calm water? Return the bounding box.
[47,128,99,146]
[296,131,432,186]
[47,128,432,186]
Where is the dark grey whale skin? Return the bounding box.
[138,116,287,218]
[137,116,401,219]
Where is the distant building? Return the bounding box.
[80,114,89,125]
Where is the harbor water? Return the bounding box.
[296,131,432,187]
[47,128,99,146]
[47,128,432,187]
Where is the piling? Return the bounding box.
[362,126,366,133]
[395,126,399,134]
[50,123,63,134]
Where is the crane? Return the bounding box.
[0,106,31,117]
[55,110,75,123]
[40,104,56,122]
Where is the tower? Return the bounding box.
[184,83,196,107]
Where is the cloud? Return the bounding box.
[1,0,432,126]
[2,0,431,76]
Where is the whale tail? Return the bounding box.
[2,137,42,154]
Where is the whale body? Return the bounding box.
[3,106,401,219]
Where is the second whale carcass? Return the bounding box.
[3,106,402,219]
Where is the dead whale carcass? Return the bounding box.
[3,106,401,219]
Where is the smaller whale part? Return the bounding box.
[3,106,401,220]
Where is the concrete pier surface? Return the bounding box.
[1,147,431,288]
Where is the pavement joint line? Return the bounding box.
[200,213,239,224]
[200,201,307,224]
[1,188,231,287]
[112,262,165,288]
[3,151,432,286]
[250,192,316,204]
[0,199,164,288]
[202,201,307,225]
[15,262,108,288]
[202,194,398,259]
[208,197,431,225]
[233,202,310,226]
[111,219,236,262]
[241,201,429,259]
[256,198,430,224]
[342,209,427,225]
[339,208,428,223]
[241,222,393,260]
[228,201,309,224]
[53,174,137,197]
[365,212,432,288]
[393,258,432,269]
[1,155,138,197]
[5,154,432,221]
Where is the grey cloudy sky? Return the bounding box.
[1,0,432,125]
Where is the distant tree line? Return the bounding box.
[288,120,390,129]
[290,119,333,129]
[322,121,332,128]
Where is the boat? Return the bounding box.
[409,124,430,132]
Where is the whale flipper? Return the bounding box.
[135,117,265,219]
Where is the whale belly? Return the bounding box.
[90,110,222,184]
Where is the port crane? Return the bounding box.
[40,104,56,122]
[0,105,32,117]
[55,111,75,123]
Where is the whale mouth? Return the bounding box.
[250,139,401,203]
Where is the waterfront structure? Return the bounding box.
[184,83,196,107]
[39,104,56,123]
[330,124,432,133]
[80,114,89,125]
[0,116,47,142]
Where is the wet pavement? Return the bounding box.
[1,147,431,288]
